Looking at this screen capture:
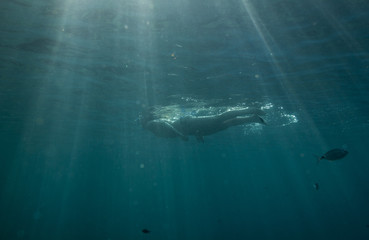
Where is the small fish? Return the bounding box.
[142,229,150,234]
[315,148,348,164]
[313,183,319,191]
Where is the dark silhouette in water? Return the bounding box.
[315,148,348,164]
[141,107,266,142]
[142,229,150,234]
[313,183,319,190]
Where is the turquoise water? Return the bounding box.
[1,0,369,239]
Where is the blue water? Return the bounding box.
[1,0,369,239]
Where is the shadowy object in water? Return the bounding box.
[142,229,150,234]
[315,148,348,164]
[313,183,319,191]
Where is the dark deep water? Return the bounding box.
[1,0,369,239]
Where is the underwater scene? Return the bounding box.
[1,0,369,239]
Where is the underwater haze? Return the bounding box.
[1,0,369,239]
